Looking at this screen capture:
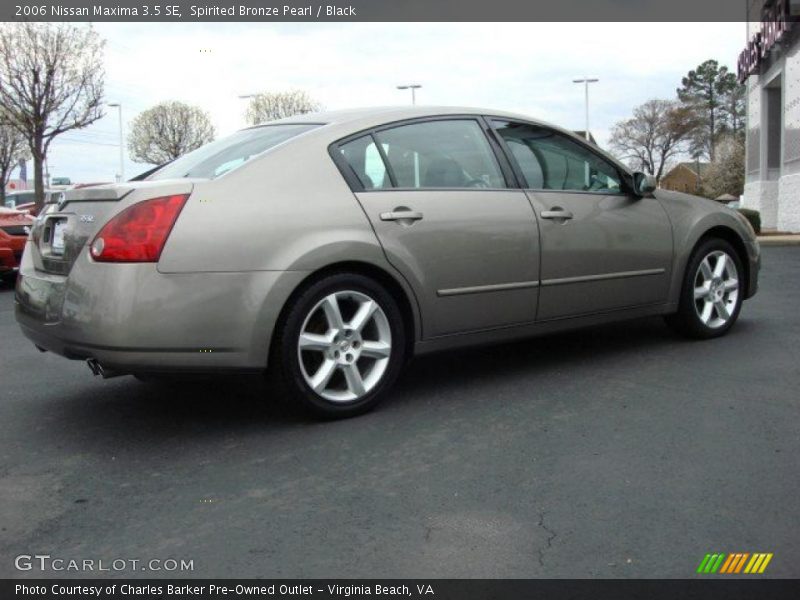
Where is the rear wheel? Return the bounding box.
[666,238,743,339]
[270,273,406,418]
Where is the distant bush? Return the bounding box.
[737,208,761,234]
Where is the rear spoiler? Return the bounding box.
[56,186,132,208]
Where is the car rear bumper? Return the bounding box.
[14,243,308,373]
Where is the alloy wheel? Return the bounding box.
[693,250,739,329]
[297,290,392,402]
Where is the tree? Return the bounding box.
[720,81,746,143]
[609,99,699,182]
[702,136,745,199]
[245,90,322,125]
[0,23,105,208]
[128,101,215,164]
[677,59,744,161]
[0,116,28,205]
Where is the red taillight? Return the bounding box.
[90,194,189,263]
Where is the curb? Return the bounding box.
[758,237,800,246]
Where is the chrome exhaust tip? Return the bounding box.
[86,359,124,379]
[87,358,102,376]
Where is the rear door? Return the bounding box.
[491,119,673,321]
[334,117,541,338]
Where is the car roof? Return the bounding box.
[261,106,544,128]
[256,106,632,176]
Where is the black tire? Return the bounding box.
[665,237,744,339]
[269,272,406,419]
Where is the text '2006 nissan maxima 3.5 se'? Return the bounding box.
[15,107,760,418]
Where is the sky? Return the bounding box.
[16,22,747,184]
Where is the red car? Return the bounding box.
[0,207,34,283]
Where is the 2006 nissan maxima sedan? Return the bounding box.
[15,107,760,418]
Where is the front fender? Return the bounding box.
[655,190,758,303]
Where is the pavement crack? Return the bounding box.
[424,524,434,543]
[536,511,557,567]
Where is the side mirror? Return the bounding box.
[633,172,657,196]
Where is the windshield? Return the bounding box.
[5,192,36,207]
[147,123,321,181]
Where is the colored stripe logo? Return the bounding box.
[697,553,773,574]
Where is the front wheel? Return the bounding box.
[270,273,406,418]
[665,238,744,339]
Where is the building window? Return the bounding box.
[764,77,782,180]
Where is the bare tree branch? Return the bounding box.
[128,101,215,164]
[245,90,322,125]
[0,23,105,207]
[0,114,29,205]
[609,99,700,182]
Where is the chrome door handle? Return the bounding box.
[380,210,424,222]
[541,208,574,220]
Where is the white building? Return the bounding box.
[741,0,800,232]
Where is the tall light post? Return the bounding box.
[572,78,599,141]
[107,103,124,182]
[397,84,422,106]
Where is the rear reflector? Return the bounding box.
[90,194,189,262]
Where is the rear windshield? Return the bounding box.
[147,123,321,181]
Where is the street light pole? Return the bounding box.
[107,103,124,182]
[396,84,422,106]
[572,78,599,141]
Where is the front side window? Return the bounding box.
[493,120,622,193]
[376,120,506,189]
[147,123,320,181]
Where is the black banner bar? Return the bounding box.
[3,0,757,22]
[4,579,800,600]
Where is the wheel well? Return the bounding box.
[271,261,418,361]
[696,226,750,296]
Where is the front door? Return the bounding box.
[492,119,673,320]
[336,118,541,337]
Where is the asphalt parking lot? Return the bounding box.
[1,246,798,579]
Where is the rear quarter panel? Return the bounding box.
[158,135,384,273]
[156,131,423,355]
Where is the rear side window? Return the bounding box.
[377,120,505,189]
[493,120,622,193]
[147,123,320,180]
[338,135,391,189]
[337,119,507,190]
